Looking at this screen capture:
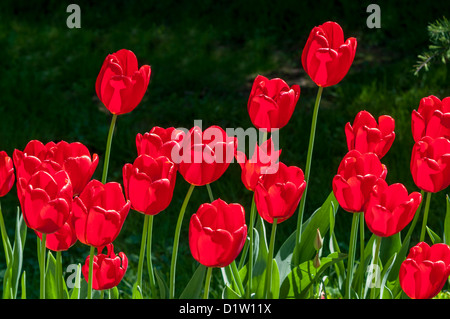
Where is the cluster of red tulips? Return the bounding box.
[1,20,450,300]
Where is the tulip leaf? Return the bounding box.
[222,284,242,299]
[131,282,143,299]
[179,263,206,299]
[444,195,450,245]
[379,253,397,299]
[280,252,346,299]
[69,264,82,299]
[426,226,442,244]
[20,271,26,299]
[45,252,58,299]
[110,286,119,299]
[154,267,169,299]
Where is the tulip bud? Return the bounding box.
[313,252,321,269]
[314,228,323,251]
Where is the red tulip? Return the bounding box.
[72,179,130,248]
[136,126,184,163]
[13,140,53,184]
[189,198,247,268]
[399,242,450,299]
[410,136,450,193]
[332,150,387,213]
[254,162,306,224]
[95,49,151,115]
[302,21,357,87]
[123,155,177,215]
[0,151,15,197]
[411,95,450,142]
[46,141,99,196]
[82,243,128,290]
[247,75,300,132]
[345,110,395,159]
[36,213,77,251]
[175,126,237,186]
[364,179,421,237]
[20,168,73,234]
[235,138,281,191]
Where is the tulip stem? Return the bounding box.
[56,250,63,299]
[169,184,195,299]
[101,114,117,184]
[419,192,432,242]
[370,236,382,299]
[206,183,214,202]
[265,218,278,299]
[137,214,149,293]
[203,267,213,299]
[359,211,365,297]
[0,203,11,266]
[146,214,157,297]
[296,86,324,245]
[39,233,47,299]
[344,212,359,299]
[87,245,95,299]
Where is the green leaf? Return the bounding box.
[154,268,169,299]
[280,252,347,299]
[20,271,26,299]
[380,253,397,299]
[69,264,82,299]
[45,252,58,299]
[9,210,26,299]
[269,259,280,299]
[131,282,143,299]
[110,286,119,299]
[427,226,442,244]
[179,263,206,299]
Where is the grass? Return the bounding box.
[0,0,450,298]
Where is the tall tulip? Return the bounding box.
[247,75,300,132]
[399,242,450,299]
[136,126,184,163]
[411,95,450,142]
[301,21,357,88]
[95,49,151,115]
[345,110,395,159]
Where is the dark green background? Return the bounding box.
[0,0,450,298]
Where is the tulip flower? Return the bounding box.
[72,179,130,248]
[20,169,73,234]
[82,243,128,290]
[410,136,450,193]
[247,75,300,132]
[175,125,237,186]
[254,162,306,224]
[235,138,281,191]
[123,154,177,215]
[136,126,184,164]
[46,141,99,196]
[345,110,395,159]
[411,95,450,142]
[13,140,53,184]
[95,49,151,115]
[35,213,77,251]
[189,198,247,268]
[0,151,15,197]
[399,242,450,299]
[301,21,357,88]
[364,179,422,237]
[332,150,387,213]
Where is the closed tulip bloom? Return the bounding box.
[247,75,300,132]
[254,162,306,224]
[189,198,247,268]
[332,150,387,213]
[36,213,77,251]
[175,126,237,186]
[95,49,151,115]
[364,179,422,237]
[345,110,395,159]
[123,155,177,215]
[82,244,128,290]
[136,126,184,163]
[411,95,450,142]
[46,141,99,196]
[0,151,15,197]
[235,138,281,191]
[302,21,357,87]
[72,179,130,248]
[20,169,73,234]
[399,242,450,299]
[410,136,450,193]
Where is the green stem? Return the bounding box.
[206,183,214,202]
[344,213,360,299]
[56,250,63,299]
[169,184,195,299]
[296,86,324,244]
[370,236,382,299]
[359,211,365,297]
[265,218,278,299]
[101,114,117,184]
[203,267,213,299]
[0,202,11,265]
[137,214,149,291]
[40,233,47,299]
[230,260,245,297]
[87,246,95,299]
[241,195,257,298]
[419,192,432,242]
[147,214,157,297]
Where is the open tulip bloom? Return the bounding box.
[412,95,450,142]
